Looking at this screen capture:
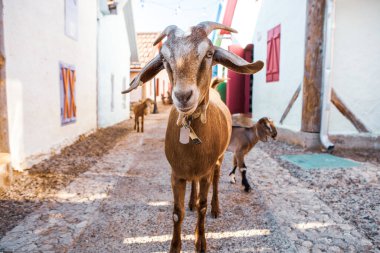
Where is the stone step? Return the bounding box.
[0,152,12,188]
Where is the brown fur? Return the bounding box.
[133,98,153,132]
[121,21,264,253]
[227,117,277,191]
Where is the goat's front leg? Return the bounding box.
[170,175,186,253]
[136,117,140,132]
[195,175,211,253]
[134,116,137,130]
[188,180,198,211]
[229,155,238,184]
[236,152,251,192]
[211,155,223,218]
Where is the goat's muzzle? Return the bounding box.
[172,86,198,114]
[174,90,193,106]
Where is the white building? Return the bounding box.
[97,0,138,127]
[0,0,137,171]
[219,0,380,149]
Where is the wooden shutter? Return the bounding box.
[60,63,76,125]
[266,24,281,82]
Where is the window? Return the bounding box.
[266,24,281,82]
[110,74,114,112]
[60,63,76,125]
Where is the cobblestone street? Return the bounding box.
[0,105,379,252]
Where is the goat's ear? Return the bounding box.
[213,46,264,74]
[122,54,164,94]
[256,121,268,142]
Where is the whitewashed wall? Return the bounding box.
[329,0,380,134]
[251,0,307,131]
[97,3,131,128]
[231,0,260,47]
[4,0,97,170]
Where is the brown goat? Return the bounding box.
[228,117,277,192]
[133,98,153,132]
[122,21,263,253]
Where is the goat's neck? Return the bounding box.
[250,124,261,145]
[177,92,209,126]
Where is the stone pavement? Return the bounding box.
[0,106,378,252]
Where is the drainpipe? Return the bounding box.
[320,0,335,151]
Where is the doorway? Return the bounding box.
[226,44,254,115]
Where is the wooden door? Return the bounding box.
[226,44,253,114]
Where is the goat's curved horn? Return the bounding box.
[153,25,178,46]
[213,46,264,74]
[197,21,237,35]
[121,54,164,94]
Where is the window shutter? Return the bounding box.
[266,29,274,82]
[60,63,76,125]
[266,24,281,82]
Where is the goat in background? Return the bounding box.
[133,98,153,133]
[228,117,277,192]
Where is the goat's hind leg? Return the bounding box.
[170,175,186,253]
[229,155,238,184]
[236,152,251,192]
[188,180,198,211]
[195,175,212,253]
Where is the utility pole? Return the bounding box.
[0,0,9,153]
[301,0,326,133]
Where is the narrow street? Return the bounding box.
[0,105,378,252]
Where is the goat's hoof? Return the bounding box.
[229,174,236,184]
[195,235,207,253]
[211,208,220,219]
[169,240,181,253]
[188,202,196,211]
[169,246,181,253]
[244,186,252,193]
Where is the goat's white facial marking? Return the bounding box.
[197,41,210,60]
[161,45,171,60]
[159,27,216,117]
[266,122,272,133]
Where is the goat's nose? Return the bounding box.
[174,90,193,104]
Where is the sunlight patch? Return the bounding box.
[294,222,333,231]
[147,201,171,206]
[56,191,108,203]
[123,229,271,244]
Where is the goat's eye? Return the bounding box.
[206,51,213,58]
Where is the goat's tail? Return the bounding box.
[210,77,227,89]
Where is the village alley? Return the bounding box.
[0,105,379,252]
